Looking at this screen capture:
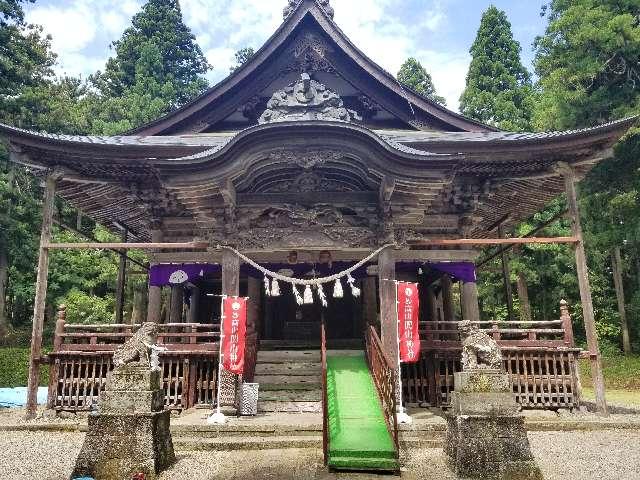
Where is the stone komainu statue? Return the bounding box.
[458,320,502,370]
[112,322,159,369]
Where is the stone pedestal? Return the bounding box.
[445,369,542,480]
[72,366,175,480]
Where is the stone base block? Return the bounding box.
[450,391,520,416]
[107,366,161,392]
[100,389,165,414]
[445,414,542,480]
[71,411,175,480]
[454,369,511,393]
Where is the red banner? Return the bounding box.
[397,282,420,363]
[221,296,247,375]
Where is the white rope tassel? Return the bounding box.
[293,285,304,305]
[271,279,281,297]
[347,274,361,298]
[303,285,314,304]
[333,278,344,298]
[264,276,272,297]
[317,284,328,307]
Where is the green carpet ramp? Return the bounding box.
[326,353,399,471]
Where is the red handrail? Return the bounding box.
[321,322,329,465]
[365,325,399,453]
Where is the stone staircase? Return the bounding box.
[254,350,322,414]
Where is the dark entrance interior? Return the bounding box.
[262,283,363,344]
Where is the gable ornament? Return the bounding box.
[259,73,361,124]
[283,0,334,20]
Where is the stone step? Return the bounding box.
[259,390,322,402]
[399,437,444,449]
[171,426,321,439]
[254,362,321,375]
[174,435,323,451]
[258,400,322,413]
[254,374,320,385]
[259,383,322,392]
[257,350,321,363]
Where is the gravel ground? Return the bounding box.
[0,430,639,480]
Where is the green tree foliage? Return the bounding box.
[0,0,55,122]
[93,0,210,107]
[460,6,534,131]
[534,0,640,130]
[230,47,255,73]
[397,57,446,106]
[480,0,640,355]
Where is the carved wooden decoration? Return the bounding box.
[259,73,361,124]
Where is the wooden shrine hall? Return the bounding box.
[0,0,635,425]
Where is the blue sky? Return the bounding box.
[25,0,547,111]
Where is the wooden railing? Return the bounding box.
[321,322,329,465]
[401,300,582,410]
[365,325,399,452]
[47,306,222,411]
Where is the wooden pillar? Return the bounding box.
[441,274,455,322]
[114,228,128,324]
[169,286,184,323]
[461,281,480,322]
[498,225,514,321]
[378,248,398,369]
[562,164,608,415]
[362,277,378,328]
[612,247,631,354]
[26,171,58,419]
[188,285,201,324]
[146,228,163,323]
[247,276,260,334]
[220,248,240,406]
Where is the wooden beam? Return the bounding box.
[476,210,569,269]
[26,171,58,419]
[43,241,209,250]
[53,218,148,270]
[561,162,608,415]
[409,237,578,247]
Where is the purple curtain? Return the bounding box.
[149,264,221,287]
[429,262,476,283]
[148,260,476,286]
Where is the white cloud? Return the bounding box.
[26,0,142,78]
[23,0,469,110]
[415,50,471,111]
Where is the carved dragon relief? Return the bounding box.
[207,204,379,249]
[284,33,335,74]
[261,172,353,194]
[268,148,343,169]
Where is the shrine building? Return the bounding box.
[0,0,635,468]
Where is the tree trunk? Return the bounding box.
[131,283,147,325]
[0,245,8,336]
[612,247,632,354]
[516,271,532,323]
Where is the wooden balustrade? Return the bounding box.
[401,301,582,410]
[48,306,224,411]
[365,325,399,452]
